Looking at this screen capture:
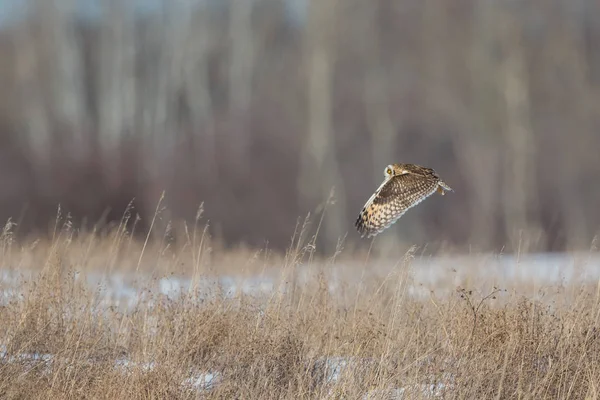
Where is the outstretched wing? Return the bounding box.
[355,173,439,238]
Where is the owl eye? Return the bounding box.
[386,168,393,175]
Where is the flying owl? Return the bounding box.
[355,163,453,238]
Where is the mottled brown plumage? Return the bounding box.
[355,163,453,238]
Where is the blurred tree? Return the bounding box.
[298,0,346,251]
[1,0,600,253]
[97,0,136,189]
[498,8,541,251]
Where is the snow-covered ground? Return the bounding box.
[1,252,599,310]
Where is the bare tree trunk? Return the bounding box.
[541,8,591,250]
[35,0,88,158]
[97,0,136,188]
[421,0,448,101]
[498,11,541,252]
[14,21,51,173]
[298,0,345,252]
[183,9,218,184]
[460,0,504,250]
[154,6,194,162]
[227,0,255,169]
[143,6,193,237]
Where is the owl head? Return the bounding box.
[383,164,410,178]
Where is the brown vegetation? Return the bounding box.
[0,214,600,399]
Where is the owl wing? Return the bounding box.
[355,173,439,238]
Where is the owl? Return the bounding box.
[355,163,453,238]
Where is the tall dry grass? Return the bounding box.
[1,209,600,399]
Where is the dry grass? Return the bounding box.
[1,211,600,399]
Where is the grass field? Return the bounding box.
[1,1,600,398]
[1,212,600,399]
